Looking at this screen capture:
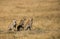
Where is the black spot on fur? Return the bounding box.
[17,25,24,31]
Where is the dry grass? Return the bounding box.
[0,0,60,39]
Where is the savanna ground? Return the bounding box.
[0,0,60,39]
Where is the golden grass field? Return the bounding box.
[0,0,60,39]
